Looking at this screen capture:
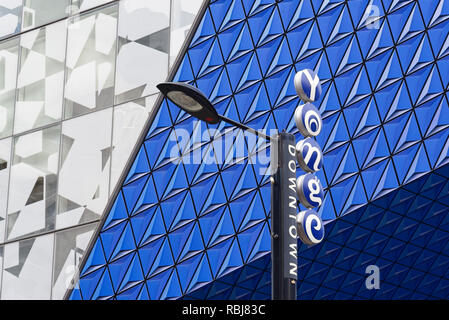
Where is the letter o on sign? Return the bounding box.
[294,103,322,137]
[288,160,296,172]
[289,225,297,238]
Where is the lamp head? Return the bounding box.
[157,82,219,124]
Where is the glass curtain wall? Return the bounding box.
[0,0,203,299]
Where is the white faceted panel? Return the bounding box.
[1,233,54,299]
[115,0,169,104]
[170,0,203,67]
[58,108,113,229]
[65,4,117,118]
[0,138,11,243]
[15,21,67,134]
[0,1,22,39]
[7,125,61,240]
[115,42,168,103]
[21,0,70,31]
[51,222,97,300]
[118,0,169,40]
[73,0,112,12]
[0,37,19,139]
[110,95,156,188]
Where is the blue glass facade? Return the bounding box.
[68,0,449,300]
[183,163,449,299]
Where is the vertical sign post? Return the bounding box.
[271,132,298,300]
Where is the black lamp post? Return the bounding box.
[157,82,298,300]
[157,82,271,141]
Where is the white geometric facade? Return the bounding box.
[0,0,202,299]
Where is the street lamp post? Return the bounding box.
[156,70,324,300]
[271,132,298,300]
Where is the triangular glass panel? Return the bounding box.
[190,9,216,48]
[178,222,205,262]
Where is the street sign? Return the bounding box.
[296,209,325,245]
[296,137,323,172]
[294,103,322,137]
[296,173,324,208]
[294,68,322,102]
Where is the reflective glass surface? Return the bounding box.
[70,0,449,300]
